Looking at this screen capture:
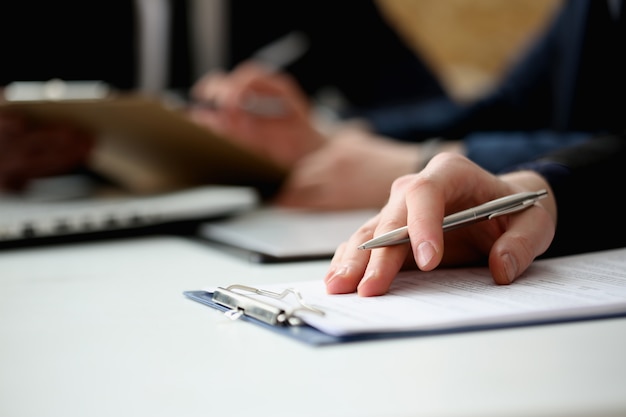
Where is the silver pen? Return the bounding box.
[358,189,548,250]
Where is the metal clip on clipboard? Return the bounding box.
[211,284,325,326]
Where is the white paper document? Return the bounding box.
[228,247,626,337]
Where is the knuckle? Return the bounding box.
[391,172,435,195]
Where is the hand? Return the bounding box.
[0,111,95,191]
[189,61,325,169]
[324,152,558,296]
[273,126,422,210]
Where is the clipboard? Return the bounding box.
[184,287,626,347]
[0,92,287,195]
[183,286,506,346]
[184,247,626,346]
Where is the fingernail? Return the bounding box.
[417,241,436,268]
[325,265,348,285]
[501,253,518,283]
[357,269,377,289]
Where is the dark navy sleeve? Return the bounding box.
[499,133,626,258]
[464,130,591,173]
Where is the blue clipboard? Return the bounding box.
[183,289,626,347]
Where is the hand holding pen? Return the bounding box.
[187,32,326,170]
[324,152,558,297]
[190,31,309,117]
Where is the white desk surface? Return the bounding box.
[1,236,625,417]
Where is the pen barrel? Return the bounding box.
[442,210,480,231]
[442,190,546,231]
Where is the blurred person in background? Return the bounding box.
[0,0,450,192]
